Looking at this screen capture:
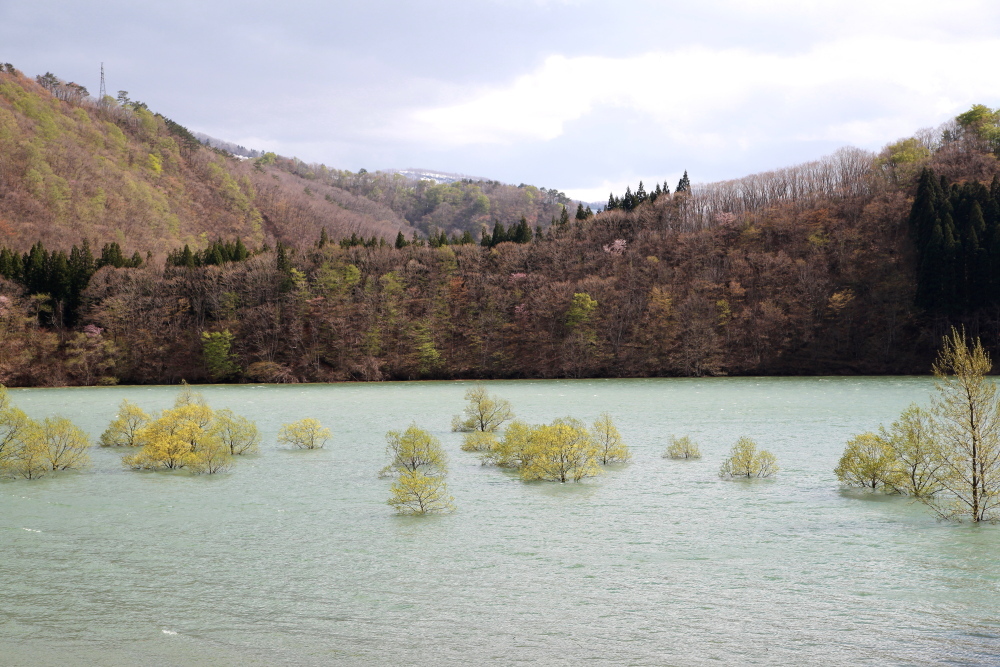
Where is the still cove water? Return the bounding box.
[2,377,1000,666]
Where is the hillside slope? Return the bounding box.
[0,67,410,254]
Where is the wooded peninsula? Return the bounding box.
[2,64,1000,386]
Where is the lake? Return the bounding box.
[2,377,999,666]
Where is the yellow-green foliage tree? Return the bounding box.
[452,384,514,433]
[592,412,630,464]
[382,424,454,515]
[841,330,1000,521]
[213,408,260,455]
[479,419,534,468]
[277,418,331,449]
[664,435,701,459]
[99,399,149,447]
[924,329,1000,522]
[381,423,448,477]
[0,385,91,479]
[719,437,777,478]
[116,386,258,474]
[881,405,941,497]
[123,403,231,473]
[834,433,898,490]
[40,417,91,471]
[388,470,455,515]
[459,429,498,453]
[520,418,601,483]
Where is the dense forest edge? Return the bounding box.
[2,62,1000,386]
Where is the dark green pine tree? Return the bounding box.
[676,171,690,194]
[48,251,71,301]
[395,231,407,249]
[460,230,474,245]
[622,186,634,212]
[635,181,647,205]
[662,181,671,196]
[491,221,508,246]
[909,168,941,249]
[512,216,532,243]
[559,206,570,226]
[234,237,249,261]
[318,227,329,248]
[66,241,95,324]
[181,244,196,268]
[575,203,587,220]
[607,193,618,211]
[940,213,960,313]
[0,246,20,281]
[22,242,49,294]
[275,241,291,273]
[916,219,941,310]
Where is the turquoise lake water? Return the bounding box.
[2,377,999,666]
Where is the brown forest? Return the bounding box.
[2,63,1000,386]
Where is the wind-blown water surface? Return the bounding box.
[2,378,999,666]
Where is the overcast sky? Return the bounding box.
[4,0,1000,201]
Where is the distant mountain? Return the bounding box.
[191,132,264,159]
[386,168,492,184]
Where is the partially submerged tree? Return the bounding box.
[460,429,498,453]
[664,435,701,459]
[277,418,331,450]
[382,424,454,515]
[719,437,777,478]
[212,409,261,455]
[388,470,455,515]
[99,399,149,447]
[593,412,630,464]
[520,418,601,483]
[924,328,1000,522]
[380,423,447,477]
[0,386,91,479]
[881,404,941,497]
[452,384,514,433]
[834,432,897,490]
[115,386,259,473]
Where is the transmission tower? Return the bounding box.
[99,62,107,105]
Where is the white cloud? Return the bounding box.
[395,35,1000,159]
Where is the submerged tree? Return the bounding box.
[881,405,941,498]
[452,384,514,433]
[0,386,91,479]
[277,418,331,450]
[834,432,897,490]
[592,412,630,464]
[388,470,455,515]
[380,423,448,477]
[382,424,454,514]
[719,437,777,478]
[115,386,259,473]
[520,418,601,483]
[664,435,701,459]
[924,328,1000,522]
[99,399,149,447]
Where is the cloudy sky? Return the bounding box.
[4,0,1000,201]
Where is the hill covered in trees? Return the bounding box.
[3,60,1000,386]
[0,64,584,255]
[0,65,414,253]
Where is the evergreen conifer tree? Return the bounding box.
[676,171,690,194]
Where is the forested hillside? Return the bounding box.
[2,61,1000,386]
[0,66,411,253]
[271,160,577,239]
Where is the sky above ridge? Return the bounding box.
[4,0,1000,201]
